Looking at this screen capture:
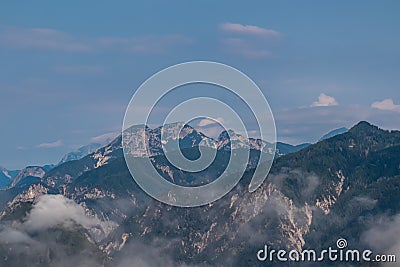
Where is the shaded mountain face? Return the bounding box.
[0,121,399,266]
[275,127,350,157]
[0,167,18,189]
[0,166,54,190]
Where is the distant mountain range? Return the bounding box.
[319,127,348,141]
[0,167,18,189]
[275,142,310,156]
[58,142,103,165]
[0,124,343,191]
[0,142,110,190]
[1,122,398,266]
[0,125,347,190]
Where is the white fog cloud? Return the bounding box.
[362,213,400,266]
[24,194,103,231]
[0,228,33,244]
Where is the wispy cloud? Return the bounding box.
[371,98,400,112]
[311,93,339,107]
[52,65,104,74]
[90,132,119,144]
[37,140,63,148]
[221,38,271,59]
[219,23,281,39]
[0,25,91,52]
[0,25,192,54]
[219,22,281,59]
[98,34,193,54]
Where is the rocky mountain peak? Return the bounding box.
[0,121,399,266]
[348,121,381,135]
[10,166,46,188]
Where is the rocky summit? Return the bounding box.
[0,121,399,266]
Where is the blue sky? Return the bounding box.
[1,1,399,169]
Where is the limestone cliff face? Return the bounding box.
[10,166,46,187]
[1,121,399,265]
[316,170,346,215]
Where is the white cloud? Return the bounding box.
[0,228,33,244]
[198,126,223,139]
[37,140,63,148]
[24,194,105,231]
[219,23,281,59]
[362,213,400,266]
[0,194,116,247]
[311,93,339,107]
[198,117,224,127]
[219,23,281,39]
[371,98,400,112]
